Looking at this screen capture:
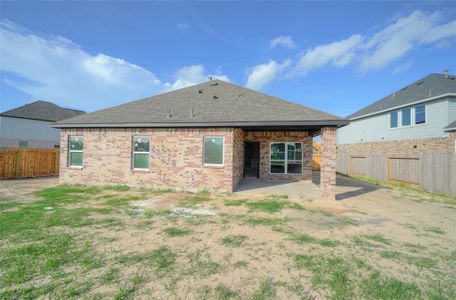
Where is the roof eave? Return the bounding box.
[0,114,56,122]
[51,119,349,129]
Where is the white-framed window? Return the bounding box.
[68,136,83,167]
[270,142,303,174]
[389,111,398,128]
[401,107,411,127]
[389,104,426,129]
[203,136,224,166]
[132,136,150,170]
[415,104,426,125]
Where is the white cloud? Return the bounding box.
[245,60,291,90]
[270,35,296,49]
[0,20,163,111]
[393,61,413,74]
[360,10,456,72]
[0,20,230,111]
[165,65,230,91]
[292,34,363,76]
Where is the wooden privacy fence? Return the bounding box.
[337,151,456,197]
[0,148,60,179]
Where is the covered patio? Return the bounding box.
[233,126,338,199]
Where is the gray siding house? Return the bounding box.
[338,72,456,154]
[0,101,84,149]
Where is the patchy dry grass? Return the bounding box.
[162,227,190,237]
[220,235,248,247]
[0,182,455,299]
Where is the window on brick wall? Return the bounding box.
[203,136,224,166]
[270,142,303,174]
[132,136,150,170]
[68,136,83,167]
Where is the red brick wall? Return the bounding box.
[338,134,456,155]
[60,128,235,192]
[232,128,245,189]
[243,131,312,181]
[60,128,316,192]
[321,127,337,199]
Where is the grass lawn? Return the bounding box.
[0,182,455,299]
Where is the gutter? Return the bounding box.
[51,119,349,129]
[349,93,456,121]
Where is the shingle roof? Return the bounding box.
[1,100,85,122]
[348,73,456,119]
[54,80,347,128]
[445,120,456,131]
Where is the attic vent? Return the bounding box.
[197,88,203,94]
[416,81,424,85]
[211,82,218,86]
[213,95,218,100]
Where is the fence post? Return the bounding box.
[15,150,20,178]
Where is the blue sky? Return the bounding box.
[1,1,456,117]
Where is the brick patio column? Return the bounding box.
[320,127,337,199]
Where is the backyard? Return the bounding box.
[0,176,455,299]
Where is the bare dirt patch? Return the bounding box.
[1,177,455,299]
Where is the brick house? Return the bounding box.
[54,80,347,199]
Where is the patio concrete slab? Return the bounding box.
[235,179,321,199]
[235,172,382,201]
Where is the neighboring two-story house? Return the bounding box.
[338,72,456,154]
[0,100,84,149]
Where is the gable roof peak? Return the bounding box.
[54,80,347,128]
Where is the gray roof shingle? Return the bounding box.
[54,80,347,128]
[1,100,85,122]
[348,73,456,119]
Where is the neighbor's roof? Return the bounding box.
[1,100,85,122]
[348,73,456,120]
[54,80,347,128]
[445,120,456,132]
